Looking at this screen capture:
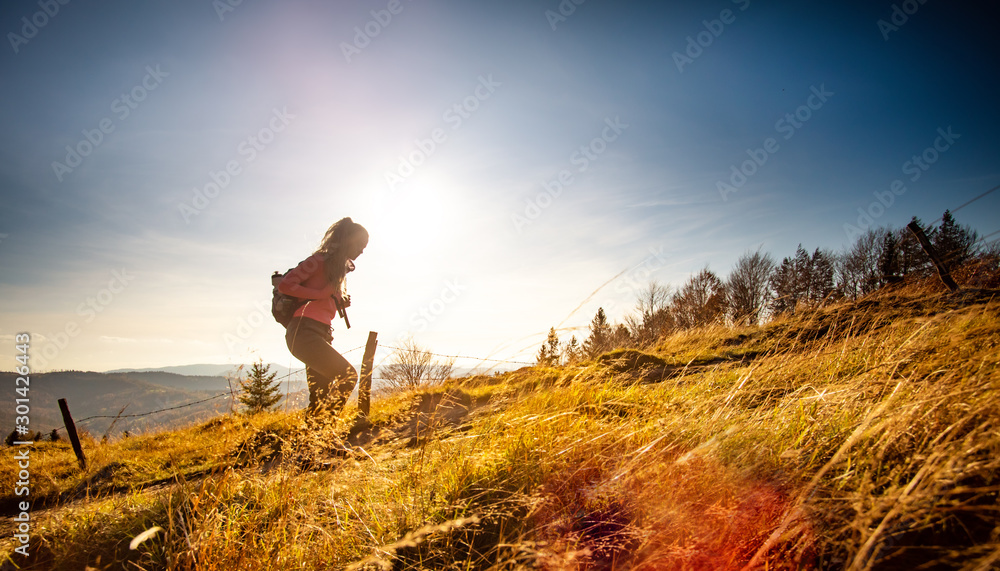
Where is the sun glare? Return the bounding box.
[368,183,453,255]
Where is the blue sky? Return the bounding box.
[2,0,998,373]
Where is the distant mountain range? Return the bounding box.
[0,367,308,440]
[105,362,306,380]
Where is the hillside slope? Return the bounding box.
[1,284,998,570]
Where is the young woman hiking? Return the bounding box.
[278,217,369,417]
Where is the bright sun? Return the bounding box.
[366,181,453,255]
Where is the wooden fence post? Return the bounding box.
[907,221,960,292]
[358,331,378,418]
[57,398,87,470]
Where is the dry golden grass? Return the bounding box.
[2,281,999,570]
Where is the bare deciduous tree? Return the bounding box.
[624,281,672,347]
[671,267,727,329]
[836,228,884,300]
[380,338,454,391]
[726,248,775,326]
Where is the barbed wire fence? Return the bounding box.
[20,341,537,440]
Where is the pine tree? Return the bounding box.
[771,245,835,312]
[238,360,282,414]
[610,324,631,349]
[879,231,900,283]
[583,307,612,358]
[563,336,581,364]
[536,327,561,366]
[769,256,794,315]
[898,217,932,277]
[793,244,811,294]
[933,210,977,267]
[535,344,551,367]
[808,248,836,304]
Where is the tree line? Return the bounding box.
[537,210,996,366]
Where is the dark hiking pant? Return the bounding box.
[285,316,357,416]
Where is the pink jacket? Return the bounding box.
[277,253,343,326]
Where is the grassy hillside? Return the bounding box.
[1,282,998,570]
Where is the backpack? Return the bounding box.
[271,270,307,327]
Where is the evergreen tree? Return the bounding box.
[792,245,812,302]
[238,360,282,414]
[772,245,835,313]
[535,344,550,366]
[583,307,612,358]
[770,256,798,315]
[898,217,932,277]
[609,324,631,350]
[807,248,836,304]
[536,327,561,366]
[771,245,811,314]
[879,231,900,283]
[933,210,978,267]
[563,335,581,364]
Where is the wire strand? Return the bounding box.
[377,344,534,366]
